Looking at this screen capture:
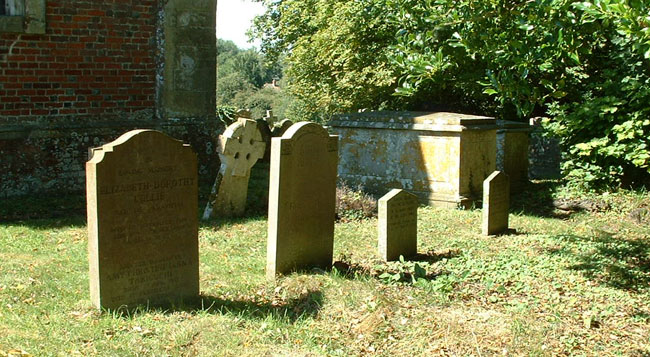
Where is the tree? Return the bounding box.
[252,0,650,189]
[252,0,402,122]
[216,38,286,119]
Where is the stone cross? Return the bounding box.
[203,118,266,218]
[86,130,199,310]
[264,110,277,124]
[378,189,419,261]
[482,171,510,235]
[267,122,339,279]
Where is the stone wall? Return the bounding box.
[0,0,218,198]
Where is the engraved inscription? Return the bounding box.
[387,197,417,230]
[378,189,418,261]
[87,130,199,309]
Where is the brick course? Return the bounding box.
[0,0,157,120]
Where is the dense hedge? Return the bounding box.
[253,0,650,189]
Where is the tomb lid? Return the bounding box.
[329,111,496,131]
[496,119,532,133]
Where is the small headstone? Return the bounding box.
[378,189,418,261]
[86,130,199,310]
[267,122,338,279]
[482,171,510,235]
[271,119,293,137]
[203,118,266,218]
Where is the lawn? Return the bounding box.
[1,182,649,356]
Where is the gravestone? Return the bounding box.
[482,171,510,235]
[256,119,273,162]
[271,119,294,137]
[203,118,266,219]
[236,109,252,119]
[378,189,419,261]
[267,122,338,279]
[86,130,199,310]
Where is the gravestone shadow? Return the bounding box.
[0,192,86,227]
[546,233,650,292]
[109,289,323,323]
[510,180,570,218]
[409,249,461,264]
[332,249,461,284]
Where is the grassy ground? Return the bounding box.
[1,181,649,356]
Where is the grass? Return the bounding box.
[1,181,649,356]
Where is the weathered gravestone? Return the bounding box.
[256,119,273,162]
[378,189,419,261]
[203,118,266,219]
[271,119,294,137]
[482,171,510,236]
[267,122,338,279]
[86,130,199,310]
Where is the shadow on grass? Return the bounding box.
[197,291,322,322]
[547,233,650,292]
[410,249,461,264]
[509,180,569,218]
[0,192,87,226]
[199,213,268,230]
[332,249,460,284]
[109,290,323,323]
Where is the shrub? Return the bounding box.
[335,184,377,222]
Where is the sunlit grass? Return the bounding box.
[1,184,649,355]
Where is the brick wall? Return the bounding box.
[0,0,156,120]
[0,0,219,198]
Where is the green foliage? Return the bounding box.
[377,256,431,285]
[391,0,650,189]
[232,87,286,120]
[216,104,237,126]
[254,0,650,189]
[217,39,280,90]
[216,39,285,119]
[252,0,402,122]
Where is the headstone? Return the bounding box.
[236,109,252,119]
[203,118,266,219]
[271,119,294,137]
[267,122,338,279]
[378,189,418,261]
[256,119,273,162]
[482,171,510,235]
[86,130,199,310]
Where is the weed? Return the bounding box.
[335,184,377,222]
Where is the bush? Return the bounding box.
[254,0,650,190]
[216,105,237,126]
[390,0,650,190]
[335,184,377,222]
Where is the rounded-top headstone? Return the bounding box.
[266,122,339,279]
